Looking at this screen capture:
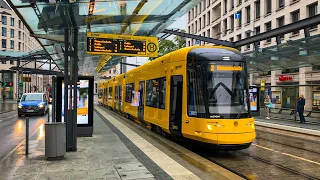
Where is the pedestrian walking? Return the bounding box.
[264,95,272,119]
[297,94,306,123]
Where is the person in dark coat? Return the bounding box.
[297,94,306,123]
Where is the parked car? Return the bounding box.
[18,93,49,117]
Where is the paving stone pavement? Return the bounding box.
[0,112,155,180]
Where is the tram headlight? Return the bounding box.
[18,104,22,109]
[207,125,213,130]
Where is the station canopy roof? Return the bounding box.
[6,0,201,75]
[244,34,320,73]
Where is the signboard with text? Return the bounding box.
[86,32,158,57]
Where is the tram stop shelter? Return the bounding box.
[5,0,202,151]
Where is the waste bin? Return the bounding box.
[45,122,66,160]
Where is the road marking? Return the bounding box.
[252,144,320,166]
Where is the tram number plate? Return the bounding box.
[26,110,34,112]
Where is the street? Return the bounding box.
[0,109,47,161]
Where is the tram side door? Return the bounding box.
[114,86,118,110]
[119,85,122,111]
[138,81,146,126]
[169,75,183,137]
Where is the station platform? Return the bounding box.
[0,105,242,180]
[254,116,320,137]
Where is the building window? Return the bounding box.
[1,16,7,25]
[18,31,21,40]
[10,29,14,38]
[223,19,227,34]
[2,39,6,48]
[188,12,191,22]
[308,2,318,29]
[265,22,272,43]
[125,83,134,103]
[203,14,206,28]
[237,34,241,41]
[146,77,166,109]
[246,6,250,24]
[10,17,14,26]
[10,59,14,65]
[199,2,202,13]
[277,16,285,38]
[19,20,21,28]
[230,37,234,42]
[199,18,202,30]
[2,27,6,37]
[255,0,260,19]
[10,40,14,49]
[207,11,210,25]
[224,0,227,13]
[255,26,260,35]
[266,0,272,15]
[207,29,210,38]
[230,0,234,9]
[278,0,285,9]
[238,0,242,5]
[291,10,300,35]
[230,15,234,31]
[18,42,21,50]
[246,32,250,49]
[2,59,6,64]
[203,0,206,10]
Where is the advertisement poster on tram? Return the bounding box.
[61,80,89,124]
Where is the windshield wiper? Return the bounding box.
[236,105,246,119]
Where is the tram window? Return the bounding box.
[108,87,113,99]
[125,83,134,103]
[115,86,118,100]
[146,77,166,109]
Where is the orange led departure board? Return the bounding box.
[87,33,158,57]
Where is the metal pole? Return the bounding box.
[294,87,297,122]
[25,117,29,155]
[52,76,56,122]
[72,27,78,151]
[48,103,50,122]
[64,27,71,151]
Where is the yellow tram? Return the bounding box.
[98,46,256,150]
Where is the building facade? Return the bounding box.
[0,2,43,100]
[186,0,320,111]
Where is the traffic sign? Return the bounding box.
[87,32,158,57]
[195,40,200,45]
[235,12,241,19]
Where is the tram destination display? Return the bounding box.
[87,32,158,57]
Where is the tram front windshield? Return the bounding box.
[188,61,250,119]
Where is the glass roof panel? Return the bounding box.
[8,0,202,73]
[244,34,320,73]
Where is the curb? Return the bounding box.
[255,121,320,137]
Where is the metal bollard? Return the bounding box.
[48,107,50,122]
[26,117,29,155]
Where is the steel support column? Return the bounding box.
[64,28,72,151]
[71,27,78,151]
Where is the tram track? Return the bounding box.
[236,151,320,180]
[255,136,320,155]
[100,107,320,180]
